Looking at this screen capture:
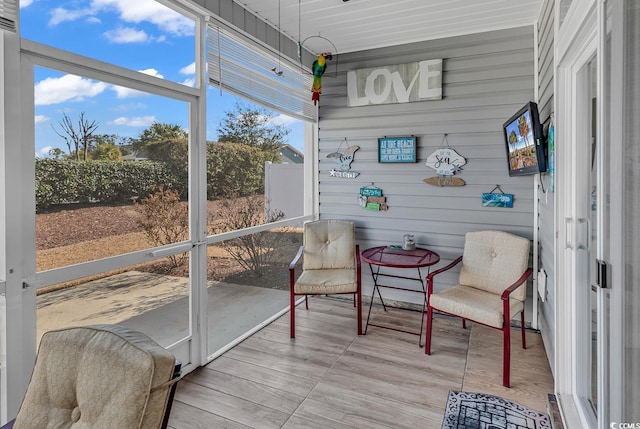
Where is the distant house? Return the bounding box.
[278,144,303,164]
[121,153,148,161]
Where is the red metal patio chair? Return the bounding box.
[424,230,532,388]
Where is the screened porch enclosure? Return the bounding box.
[4,0,640,427]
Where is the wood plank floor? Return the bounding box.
[168,297,554,429]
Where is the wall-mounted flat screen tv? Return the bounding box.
[503,101,547,177]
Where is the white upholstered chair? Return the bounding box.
[4,325,180,429]
[289,219,362,338]
[424,230,532,387]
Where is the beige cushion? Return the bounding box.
[14,325,176,429]
[302,220,355,271]
[429,284,524,328]
[294,268,358,294]
[294,220,358,296]
[458,230,530,302]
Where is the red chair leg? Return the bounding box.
[305,295,309,310]
[290,290,296,338]
[425,305,433,355]
[521,311,527,349]
[353,293,356,307]
[503,322,511,388]
[462,319,466,329]
[357,289,362,335]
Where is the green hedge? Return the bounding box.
[35,142,276,211]
[35,159,181,211]
[206,142,276,199]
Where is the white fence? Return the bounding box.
[264,162,303,219]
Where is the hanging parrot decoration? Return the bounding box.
[311,52,332,105]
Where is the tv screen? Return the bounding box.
[503,101,547,177]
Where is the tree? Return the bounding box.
[518,115,530,147]
[206,141,274,198]
[217,102,288,159]
[47,148,66,159]
[132,123,189,195]
[132,122,187,158]
[91,143,122,160]
[89,133,133,159]
[509,130,518,145]
[52,112,99,161]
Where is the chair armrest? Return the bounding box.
[289,245,304,271]
[500,268,533,300]
[426,256,462,296]
[289,245,304,289]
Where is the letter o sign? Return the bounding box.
[365,69,392,104]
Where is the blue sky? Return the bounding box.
[19,0,304,157]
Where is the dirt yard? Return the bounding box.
[36,201,300,291]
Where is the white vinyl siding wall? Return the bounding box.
[537,0,556,373]
[317,26,537,310]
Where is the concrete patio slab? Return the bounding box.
[37,271,289,353]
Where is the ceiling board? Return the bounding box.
[237,0,542,55]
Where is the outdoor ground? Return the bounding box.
[36,200,300,291]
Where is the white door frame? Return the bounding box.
[555,0,615,427]
[606,0,626,423]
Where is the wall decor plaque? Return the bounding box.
[327,137,360,179]
[358,184,389,211]
[378,136,416,163]
[347,59,443,106]
[425,147,466,176]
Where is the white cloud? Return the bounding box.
[86,16,102,24]
[181,77,196,87]
[139,68,163,79]
[112,102,147,112]
[113,87,144,99]
[37,146,53,158]
[179,62,195,75]
[34,115,49,124]
[47,0,194,38]
[112,69,163,98]
[269,114,298,127]
[110,115,156,127]
[49,7,93,26]
[20,0,35,8]
[34,74,108,106]
[104,27,148,43]
[91,0,194,36]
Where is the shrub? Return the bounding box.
[206,142,274,199]
[35,159,182,211]
[135,186,189,269]
[212,194,287,275]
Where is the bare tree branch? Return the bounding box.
[51,112,99,160]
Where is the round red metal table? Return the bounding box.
[360,245,440,346]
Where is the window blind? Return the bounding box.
[0,0,18,33]
[208,24,316,123]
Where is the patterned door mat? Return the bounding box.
[442,391,551,429]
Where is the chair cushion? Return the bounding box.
[14,325,175,429]
[294,268,358,295]
[458,230,530,301]
[429,284,524,328]
[302,220,355,271]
